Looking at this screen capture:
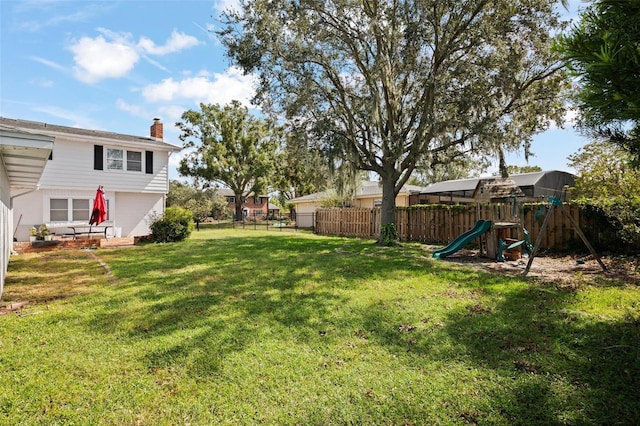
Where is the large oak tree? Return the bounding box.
[177,101,278,221]
[220,0,567,243]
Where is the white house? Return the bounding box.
[0,124,53,297]
[1,117,181,243]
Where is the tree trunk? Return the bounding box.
[378,177,400,246]
[235,196,244,221]
[380,177,397,226]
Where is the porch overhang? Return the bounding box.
[0,127,53,194]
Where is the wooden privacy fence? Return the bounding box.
[315,203,606,251]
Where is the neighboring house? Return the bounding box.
[290,181,426,227]
[0,125,53,298]
[1,117,181,243]
[217,188,274,218]
[268,203,281,217]
[410,171,575,204]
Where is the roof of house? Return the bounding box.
[421,171,574,195]
[290,181,426,203]
[0,117,181,152]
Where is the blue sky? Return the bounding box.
[1,0,586,180]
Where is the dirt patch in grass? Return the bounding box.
[1,250,110,314]
[433,248,640,285]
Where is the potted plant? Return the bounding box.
[29,226,38,242]
[39,224,52,241]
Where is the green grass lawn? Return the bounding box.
[2,230,639,425]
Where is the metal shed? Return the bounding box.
[413,170,575,204]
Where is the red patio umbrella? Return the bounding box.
[89,185,107,226]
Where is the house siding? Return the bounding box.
[294,202,318,227]
[12,189,112,240]
[115,192,165,237]
[12,188,164,240]
[41,137,169,193]
[241,197,269,216]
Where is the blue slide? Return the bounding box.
[432,219,492,259]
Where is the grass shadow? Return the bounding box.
[439,277,640,424]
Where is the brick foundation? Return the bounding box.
[13,236,135,254]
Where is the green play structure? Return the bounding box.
[432,219,492,259]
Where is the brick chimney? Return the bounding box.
[150,118,163,140]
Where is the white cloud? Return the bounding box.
[159,105,189,122]
[30,78,55,88]
[13,2,116,32]
[141,67,256,108]
[547,106,579,130]
[213,0,241,15]
[67,28,201,83]
[564,108,578,127]
[138,30,200,55]
[29,56,65,71]
[116,99,150,119]
[193,22,218,42]
[69,35,139,84]
[33,106,102,129]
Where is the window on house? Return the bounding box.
[127,151,142,171]
[254,197,261,204]
[227,196,235,203]
[50,199,68,221]
[106,148,142,172]
[49,198,110,222]
[107,148,124,170]
[72,199,90,221]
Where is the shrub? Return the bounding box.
[378,223,399,246]
[150,207,194,243]
[574,197,640,252]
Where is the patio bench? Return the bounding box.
[45,222,113,240]
[66,225,112,240]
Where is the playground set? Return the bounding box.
[431,178,606,276]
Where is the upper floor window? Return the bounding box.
[106,148,142,172]
[107,148,124,170]
[127,151,142,171]
[227,196,235,203]
[95,145,154,174]
[254,197,262,204]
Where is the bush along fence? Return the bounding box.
[315,203,623,252]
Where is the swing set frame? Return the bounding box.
[523,196,607,276]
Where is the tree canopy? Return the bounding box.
[568,140,640,248]
[273,125,330,202]
[556,0,640,166]
[168,180,231,221]
[568,140,640,201]
[177,101,278,221]
[220,0,568,242]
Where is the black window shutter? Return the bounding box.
[94,145,103,170]
[48,151,53,160]
[145,151,153,174]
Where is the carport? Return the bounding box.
[0,124,53,298]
